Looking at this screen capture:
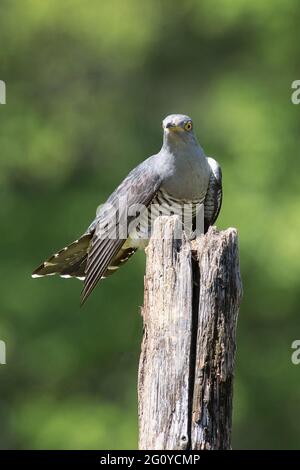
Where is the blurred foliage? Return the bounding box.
[0,0,300,449]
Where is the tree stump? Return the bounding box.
[138,216,242,450]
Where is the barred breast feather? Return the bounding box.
[128,189,204,248]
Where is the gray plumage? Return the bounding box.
[32,114,222,305]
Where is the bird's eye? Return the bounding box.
[184,121,193,131]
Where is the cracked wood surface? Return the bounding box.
[138,216,242,450]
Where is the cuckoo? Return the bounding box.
[32,114,222,304]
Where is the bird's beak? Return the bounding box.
[165,123,181,131]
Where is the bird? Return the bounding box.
[32,114,222,305]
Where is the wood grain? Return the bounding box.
[138,217,242,450]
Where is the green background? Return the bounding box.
[1,0,300,449]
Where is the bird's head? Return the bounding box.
[162,114,196,147]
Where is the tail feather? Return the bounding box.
[32,234,138,301]
[32,234,92,279]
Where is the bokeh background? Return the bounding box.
[1,0,300,449]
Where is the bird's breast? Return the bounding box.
[160,153,210,201]
[128,151,210,248]
[128,189,203,248]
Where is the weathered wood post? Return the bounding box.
[138,216,242,450]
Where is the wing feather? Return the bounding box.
[81,157,161,304]
[204,157,223,232]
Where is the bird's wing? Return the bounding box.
[204,157,223,232]
[81,157,162,304]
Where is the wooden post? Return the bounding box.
[138,216,242,450]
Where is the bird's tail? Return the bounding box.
[32,234,92,280]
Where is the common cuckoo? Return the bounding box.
[32,114,222,304]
